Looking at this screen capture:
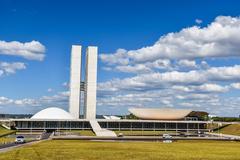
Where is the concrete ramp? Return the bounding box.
[1,124,11,130]
[89,120,116,137]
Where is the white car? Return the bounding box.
[163,134,172,139]
[15,136,25,144]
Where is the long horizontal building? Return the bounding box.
[2,107,209,134]
[11,118,208,132]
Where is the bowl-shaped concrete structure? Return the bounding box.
[31,107,74,120]
[129,108,192,120]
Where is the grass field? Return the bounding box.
[0,140,240,160]
[217,124,240,136]
[0,137,15,144]
[0,126,15,137]
[0,126,16,144]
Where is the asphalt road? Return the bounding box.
[0,132,52,153]
[0,140,40,153]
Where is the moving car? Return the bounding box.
[163,134,172,139]
[15,135,25,144]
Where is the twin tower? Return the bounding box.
[69,45,98,119]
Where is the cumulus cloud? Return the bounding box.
[100,16,240,65]
[172,83,228,93]
[0,96,38,106]
[111,59,172,74]
[0,61,26,77]
[230,83,240,89]
[0,40,45,61]
[191,83,229,93]
[177,59,197,68]
[100,48,129,65]
[98,65,240,92]
[0,97,14,105]
[97,90,173,108]
[0,91,69,110]
[115,64,152,73]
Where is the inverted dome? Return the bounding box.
[129,108,192,120]
[31,107,74,120]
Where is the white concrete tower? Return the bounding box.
[84,46,98,119]
[69,45,82,119]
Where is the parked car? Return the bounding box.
[15,136,25,144]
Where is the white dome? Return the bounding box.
[31,107,74,120]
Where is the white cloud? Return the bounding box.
[176,93,218,101]
[0,97,14,105]
[0,91,69,110]
[97,90,172,108]
[98,65,240,92]
[195,19,203,24]
[100,48,129,65]
[230,83,240,89]
[146,59,172,70]
[97,64,240,116]
[177,59,197,68]
[47,88,53,92]
[14,98,38,106]
[115,64,152,73]
[173,84,228,93]
[200,61,209,69]
[179,102,200,108]
[0,96,38,106]
[0,40,45,61]
[196,84,228,93]
[102,67,112,71]
[106,59,172,74]
[40,91,69,103]
[0,61,26,77]
[62,82,69,88]
[207,65,240,81]
[0,70,4,76]
[100,16,240,65]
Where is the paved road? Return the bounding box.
[0,132,52,153]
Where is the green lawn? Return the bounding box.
[1,140,240,160]
[0,126,15,137]
[0,137,15,144]
[217,124,240,136]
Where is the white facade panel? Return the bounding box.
[69,45,82,119]
[84,46,98,119]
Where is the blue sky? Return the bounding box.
[1,0,240,116]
